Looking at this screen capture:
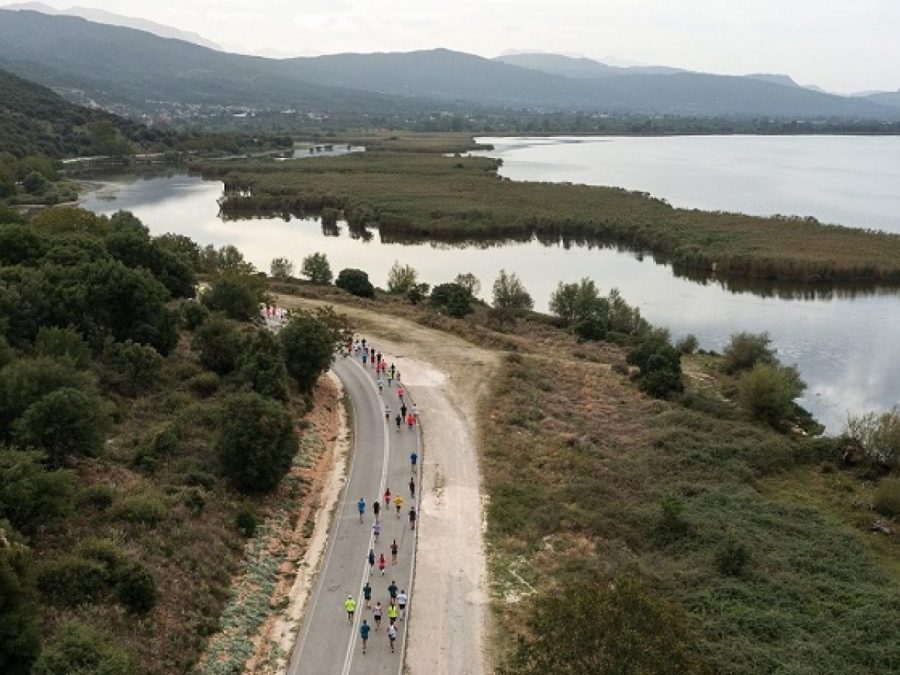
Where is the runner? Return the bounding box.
[397,590,408,620]
[410,450,418,472]
[393,494,404,517]
[363,581,372,608]
[362,351,368,366]
[373,499,381,521]
[412,403,419,421]
[384,488,392,508]
[409,505,417,530]
[387,601,399,627]
[400,403,407,419]
[370,348,376,365]
[384,404,391,422]
[377,377,384,393]
[388,624,397,653]
[373,602,383,630]
[409,475,416,498]
[378,552,386,575]
[386,370,394,387]
[394,413,402,432]
[388,580,398,603]
[360,620,370,654]
[367,548,376,576]
[344,595,356,622]
[390,539,399,565]
[406,413,415,430]
[373,520,382,542]
[357,497,366,523]
[397,386,406,402]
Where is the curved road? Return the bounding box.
[288,355,421,674]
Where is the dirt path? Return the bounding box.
[275,295,498,675]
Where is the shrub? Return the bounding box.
[116,562,157,614]
[655,495,690,543]
[32,622,132,675]
[716,539,751,576]
[22,171,50,195]
[406,282,430,305]
[116,492,167,525]
[181,301,210,330]
[845,407,900,470]
[269,257,294,279]
[239,329,289,401]
[722,331,777,374]
[279,313,336,393]
[335,268,374,298]
[76,538,124,573]
[200,274,259,321]
[13,388,109,466]
[34,326,90,369]
[387,261,419,294]
[0,525,41,674]
[235,502,257,536]
[78,484,116,510]
[454,272,481,298]
[874,477,900,517]
[0,449,75,534]
[102,340,163,396]
[675,334,699,355]
[628,332,683,399]
[550,278,602,323]
[216,393,298,494]
[301,252,333,284]
[429,282,473,318]
[738,363,806,427]
[192,316,244,375]
[36,555,110,604]
[30,206,109,237]
[187,372,219,398]
[492,269,533,311]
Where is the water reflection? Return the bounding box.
[78,174,900,431]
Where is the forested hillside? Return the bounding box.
[0,206,348,673]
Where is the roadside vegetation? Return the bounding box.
[194,135,900,284]
[272,260,900,674]
[0,207,348,673]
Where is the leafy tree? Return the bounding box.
[239,329,290,401]
[34,326,90,369]
[216,245,254,274]
[0,523,40,675]
[106,227,194,299]
[87,120,133,157]
[627,330,683,398]
[0,165,15,198]
[738,362,806,427]
[454,272,481,298]
[201,274,259,321]
[279,313,336,393]
[270,257,294,279]
[676,334,700,355]
[607,288,647,334]
[503,576,703,675]
[108,211,148,236]
[30,207,109,237]
[216,393,298,494]
[406,282,430,305]
[32,622,133,675]
[430,282,473,318]
[387,261,419,294]
[723,331,777,374]
[335,268,375,298]
[0,449,75,534]
[492,269,533,311]
[155,233,201,271]
[192,316,244,375]
[301,252,333,284]
[550,278,601,323]
[101,340,163,396]
[181,300,210,330]
[13,388,109,466]
[15,155,58,182]
[22,172,49,195]
[0,224,46,266]
[845,406,900,470]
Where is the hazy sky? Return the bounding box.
[9,0,900,93]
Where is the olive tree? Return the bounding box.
[492,269,533,311]
[270,257,294,279]
[301,252,333,284]
[387,261,419,294]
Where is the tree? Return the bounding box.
[0,524,41,675]
[106,228,195,299]
[0,165,15,199]
[301,252,333,284]
[270,257,294,279]
[192,316,244,375]
[430,283,473,318]
[154,233,201,271]
[627,330,683,399]
[492,269,533,311]
[216,393,298,494]
[503,576,703,675]
[201,274,259,321]
[737,362,806,427]
[0,449,75,535]
[549,278,601,323]
[30,207,109,237]
[101,340,163,396]
[387,261,418,294]
[723,332,777,374]
[32,622,132,675]
[0,224,46,266]
[13,388,109,466]
[279,313,336,393]
[454,272,481,298]
[335,268,375,298]
[87,120,133,157]
[845,406,900,470]
[239,330,290,401]
[34,326,90,369]
[216,245,254,274]
[22,172,49,196]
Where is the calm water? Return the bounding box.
[80,166,900,432]
[475,135,900,233]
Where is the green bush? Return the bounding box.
[102,340,163,396]
[187,372,219,398]
[492,269,533,311]
[301,252,333,284]
[216,393,298,494]
[235,502,257,537]
[279,313,336,393]
[200,274,259,321]
[874,477,900,517]
[0,524,41,674]
[36,555,111,604]
[22,171,50,195]
[239,329,289,401]
[0,449,75,534]
[675,334,699,355]
[429,282,472,317]
[845,407,900,470]
[78,484,116,511]
[335,268,374,298]
[192,316,244,375]
[737,363,806,427]
[716,539,751,576]
[116,492,167,526]
[387,261,419,294]
[269,257,294,279]
[76,538,124,573]
[116,562,157,614]
[722,331,777,374]
[181,301,210,330]
[34,326,91,369]
[32,622,133,675]
[655,495,690,544]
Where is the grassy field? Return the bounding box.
[194,134,900,284]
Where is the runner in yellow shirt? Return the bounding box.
[393,494,404,518]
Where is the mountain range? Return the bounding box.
[0,9,898,120]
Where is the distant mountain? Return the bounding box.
[493,53,685,78]
[0,66,148,157]
[745,73,799,88]
[0,10,896,121]
[3,1,222,50]
[864,91,900,108]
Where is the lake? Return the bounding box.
[79,138,900,432]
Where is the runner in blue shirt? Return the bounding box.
[360,620,371,654]
[357,497,366,523]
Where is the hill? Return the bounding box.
[0,10,897,120]
[865,90,900,108]
[494,52,686,78]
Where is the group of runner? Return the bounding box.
[346,336,420,657]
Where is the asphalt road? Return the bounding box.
[288,354,421,675]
